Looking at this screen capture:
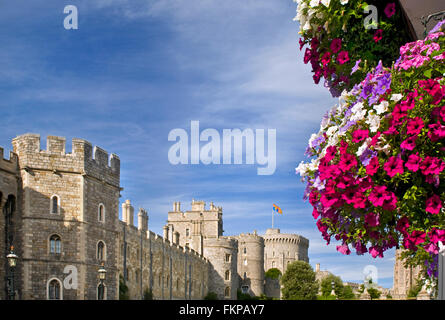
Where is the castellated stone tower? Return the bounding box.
[167,200,223,255]
[203,237,239,300]
[235,231,264,297]
[263,228,309,275]
[11,134,120,300]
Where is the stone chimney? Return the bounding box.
[316,263,320,272]
[122,200,134,226]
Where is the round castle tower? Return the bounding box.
[263,228,309,276]
[203,236,238,300]
[236,231,264,297]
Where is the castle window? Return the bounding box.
[50,195,60,214]
[224,287,231,298]
[243,259,247,266]
[47,278,62,300]
[49,234,61,254]
[225,254,231,262]
[186,228,190,237]
[225,270,230,281]
[272,261,276,268]
[97,241,106,261]
[98,204,105,223]
[243,247,247,254]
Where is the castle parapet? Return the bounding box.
[0,147,18,174]
[12,134,120,186]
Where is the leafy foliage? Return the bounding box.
[281,261,319,300]
[265,268,282,280]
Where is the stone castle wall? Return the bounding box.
[392,249,422,299]
[118,204,210,300]
[0,147,19,300]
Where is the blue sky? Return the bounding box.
[0,0,396,288]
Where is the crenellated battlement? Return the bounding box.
[12,134,120,184]
[0,146,18,174]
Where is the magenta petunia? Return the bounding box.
[383,156,404,178]
[420,156,445,176]
[406,117,424,135]
[368,185,389,207]
[330,38,342,54]
[336,243,351,255]
[352,129,369,143]
[338,153,357,172]
[365,212,380,227]
[405,153,422,172]
[384,3,396,18]
[373,29,383,43]
[426,194,442,214]
[366,156,379,176]
[337,51,350,65]
[428,228,445,244]
[400,136,417,150]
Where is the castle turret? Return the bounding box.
[236,231,265,297]
[122,200,134,226]
[137,208,148,232]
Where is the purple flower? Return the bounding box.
[360,149,377,166]
[339,120,356,133]
[351,59,361,75]
[429,20,445,34]
[311,135,326,148]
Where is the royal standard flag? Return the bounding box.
[272,204,282,214]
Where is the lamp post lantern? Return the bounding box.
[330,280,336,298]
[98,263,107,300]
[6,246,18,300]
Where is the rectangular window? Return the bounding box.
[225,254,231,262]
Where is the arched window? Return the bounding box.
[50,195,60,214]
[243,259,247,266]
[224,287,231,298]
[98,204,105,223]
[225,270,230,281]
[47,278,62,300]
[243,247,247,254]
[50,234,61,254]
[272,261,276,268]
[97,241,106,261]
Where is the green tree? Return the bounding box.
[203,292,218,300]
[265,268,282,280]
[367,287,381,300]
[340,285,356,300]
[281,261,318,300]
[407,278,423,298]
[119,274,129,300]
[320,274,343,297]
[143,288,153,300]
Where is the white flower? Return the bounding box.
[303,20,312,31]
[356,142,368,157]
[316,11,324,19]
[308,158,319,171]
[351,102,364,113]
[327,132,339,146]
[326,125,338,137]
[321,0,330,7]
[373,101,389,115]
[296,161,309,176]
[340,0,348,4]
[366,111,381,132]
[309,0,320,7]
[390,94,403,102]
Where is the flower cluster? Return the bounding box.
[296,27,445,265]
[294,0,411,96]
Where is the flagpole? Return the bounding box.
[272,208,274,229]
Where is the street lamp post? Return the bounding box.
[6,246,18,300]
[331,280,336,299]
[98,263,107,300]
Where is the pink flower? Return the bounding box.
[321,51,331,67]
[368,186,389,207]
[405,153,422,172]
[365,212,380,227]
[354,241,368,255]
[420,156,445,175]
[330,38,342,54]
[373,29,383,43]
[369,246,384,258]
[299,37,305,50]
[336,243,351,255]
[312,208,320,219]
[338,153,357,172]
[323,146,337,163]
[396,216,410,235]
[428,228,445,244]
[337,51,350,65]
[384,3,396,18]
[320,191,340,208]
[406,117,424,135]
[384,156,404,178]
[426,194,442,214]
[304,48,312,64]
[382,191,397,211]
[427,122,445,141]
[400,136,417,150]
[352,129,369,143]
[424,243,439,254]
[366,156,380,176]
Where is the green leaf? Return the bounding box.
[423,69,432,79]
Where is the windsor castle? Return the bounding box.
[0,133,310,300]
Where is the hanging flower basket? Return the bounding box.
[296,25,445,272]
[294,0,412,96]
